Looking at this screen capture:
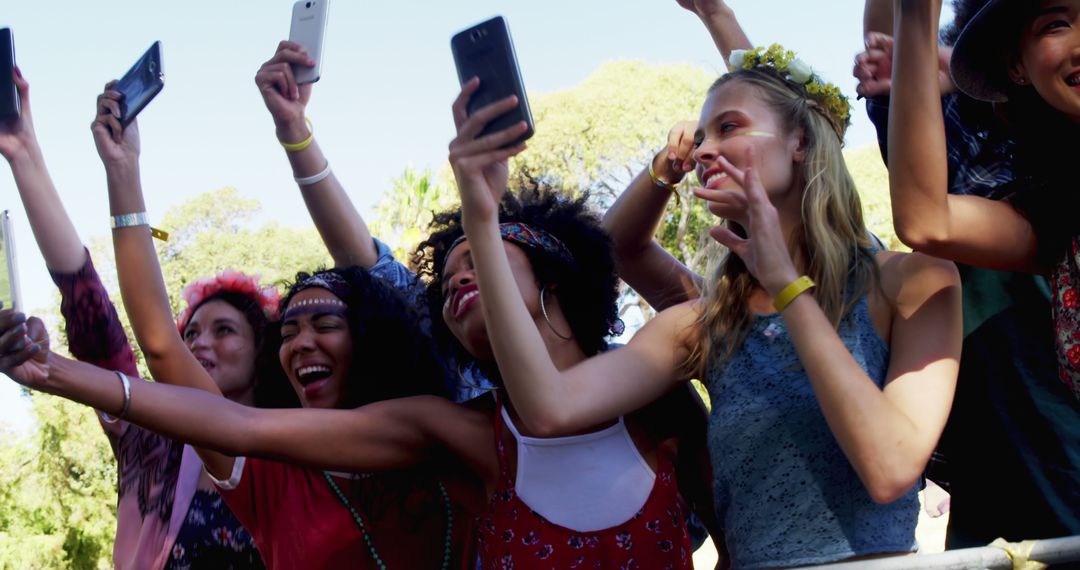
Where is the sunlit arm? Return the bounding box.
[889,0,1038,271]
[463,210,696,436]
[279,131,377,269]
[781,252,961,503]
[41,352,494,477]
[602,167,703,310]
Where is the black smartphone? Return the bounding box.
[115,41,164,127]
[451,16,534,146]
[0,28,19,121]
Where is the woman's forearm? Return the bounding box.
[9,144,85,273]
[602,167,701,309]
[282,135,377,269]
[105,161,221,395]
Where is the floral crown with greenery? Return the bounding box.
[727,44,851,139]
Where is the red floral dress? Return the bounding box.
[1050,238,1080,403]
[476,406,693,570]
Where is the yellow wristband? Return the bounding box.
[280,117,314,152]
[773,276,815,312]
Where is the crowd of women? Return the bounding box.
[0,0,1076,568]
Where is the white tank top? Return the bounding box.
[502,407,656,532]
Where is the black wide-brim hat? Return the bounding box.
[950,0,1029,102]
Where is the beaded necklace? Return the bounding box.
[322,471,454,570]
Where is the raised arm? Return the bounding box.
[448,81,695,436]
[0,312,496,481]
[889,0,1037,271]
[676,0,752,63]
[91,85,225,395]
[1,69,139,450]
[0,68,83,272]
[602,121,704,310]
[256,41,376,268]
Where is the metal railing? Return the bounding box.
[812,535,1080,569]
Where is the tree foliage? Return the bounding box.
[0,188,330,568]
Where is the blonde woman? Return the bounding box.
[448,46,962,568]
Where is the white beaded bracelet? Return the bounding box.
[295,162,332,187]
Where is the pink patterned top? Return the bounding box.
[51,253,261,569]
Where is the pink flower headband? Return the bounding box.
[176,269,282,333]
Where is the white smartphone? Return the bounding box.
[0,210,22,312]
[288,0,329,84]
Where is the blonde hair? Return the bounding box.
[686,69,878,379]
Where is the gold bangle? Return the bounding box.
[280,117,314,152]
[648,160,675,191]
[648,160,681,206]
[773,276,815,312]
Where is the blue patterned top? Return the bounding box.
[705,296,918,569]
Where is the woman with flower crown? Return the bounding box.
[0,69,266,568]
[445,21,963,569]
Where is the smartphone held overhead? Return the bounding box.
[289,0,329,84]
[0,28,20,121]
[114,41,165,126]
[451,16,535,146]
[0,211,22,313]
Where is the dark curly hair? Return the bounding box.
[412,186,620,370]
[254,265,453,409]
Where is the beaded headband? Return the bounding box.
[727,44,852,139]
[176,270,281,333]
[282,297,347,320]
[443,222,575,270]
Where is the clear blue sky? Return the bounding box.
[0,1,952,430]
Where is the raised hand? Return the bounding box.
[0,67,37,163]
[652,120,699,186]
[255,40,315,143]
[693,147,798,296]
[675,0,730,19]
[0,308,49,388]
[91,81,141,169]
[448,77,529,222]
[854,32,954,98]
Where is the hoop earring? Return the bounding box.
[539,285,573,341]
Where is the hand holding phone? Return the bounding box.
[0,28,20,121]
[288,0,329,84]
[0,211,22,313]
[451,16,534,146]
[114,41,164,127]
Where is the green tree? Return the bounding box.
[0,187,332,569]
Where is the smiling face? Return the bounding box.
[692,79,806,214]
[1012,0,1080,122]
[440,239,541,361]
[184,299,258,400]
[278,287,354,409]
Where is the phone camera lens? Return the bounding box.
[306,1,312,7]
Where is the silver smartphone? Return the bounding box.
[0,210,22,312]
[289,0,329,84]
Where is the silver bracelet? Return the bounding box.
[295,162,332,187]
[100,371,132,424]
[111,211,150,229]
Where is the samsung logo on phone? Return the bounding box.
[300,15,314,21]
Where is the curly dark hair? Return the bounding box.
[254,265,453,409]
[412,186,620,369]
